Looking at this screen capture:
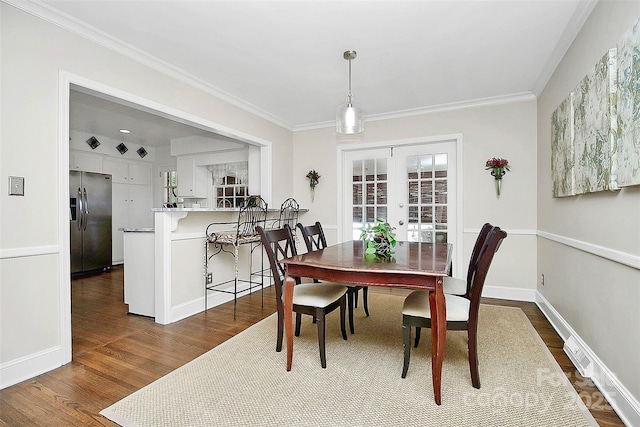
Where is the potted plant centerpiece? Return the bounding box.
[359,217,397,260]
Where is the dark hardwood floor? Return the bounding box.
[0,267,624,426]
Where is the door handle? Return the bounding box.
[83,188,89,231]
[77,187,83,230]
[398,220,405,226]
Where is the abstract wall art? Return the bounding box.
[551,93,575,197]
[551,16,640,197]
[572,48,617,194]
[613,17,640,188]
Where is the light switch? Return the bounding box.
[9,176,24,196]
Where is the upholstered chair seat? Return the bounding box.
[293,283,349,308]
[402,292,470,322]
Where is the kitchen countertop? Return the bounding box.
[120,227,155,232]
[151,207,307,213]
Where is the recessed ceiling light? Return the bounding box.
[119,129,131,134]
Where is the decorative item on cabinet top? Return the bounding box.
[116,143,128,155]
[136,147,148,158]
[86,136,100,149]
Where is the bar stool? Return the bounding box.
[204,195,268,318]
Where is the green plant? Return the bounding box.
[359,217,397,259]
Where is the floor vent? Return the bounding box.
[563,335,593,377]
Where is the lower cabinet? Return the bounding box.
[112,183,153,263]
[123,231,155,317]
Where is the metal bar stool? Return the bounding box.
[204,195,268,318]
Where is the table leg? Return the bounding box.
[429,277,446,405]
[284,276,295,371]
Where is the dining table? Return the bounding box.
[282,240,453,405]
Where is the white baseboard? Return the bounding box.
[536,292,640,427]
[0,346,63,390]
[482,284,536,302]
[172,284,270,322]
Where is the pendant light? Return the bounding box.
[336,50,364,134]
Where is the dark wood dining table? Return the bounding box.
[282,240,453,405]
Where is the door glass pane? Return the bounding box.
[405,152,448,242]
[353,183,362,204]
[365,159,376,181]
[353,207,362,223]
[376,206,387,221]
[352,157,389,239]
[377,183,387,204]
[366,206,375,223]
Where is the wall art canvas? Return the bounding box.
[614,17,640,187]
[572,48,617,194]
[551,93,575,197]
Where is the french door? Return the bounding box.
[342,140,458,261]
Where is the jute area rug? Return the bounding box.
[101,293,597,427]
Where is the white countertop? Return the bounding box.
[151,207,307,213]
[151,207,236,212]
[120,227,155,232]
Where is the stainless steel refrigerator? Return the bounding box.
[70,171,112,275]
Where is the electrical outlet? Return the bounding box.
[206,273,213,284]
[541,274,545,286]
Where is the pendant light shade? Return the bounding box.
[336,50,364,134]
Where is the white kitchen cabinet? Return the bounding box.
[102,159,129,183]
[111,182,153,264]
[70,151,103,173]
[103,160,151,185]
[103,159,153,264]
[177,157,208,198]
[128,162,152,185]
[123,230,155,317]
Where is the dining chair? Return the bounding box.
[205,195,268,318]
[400,226,507,388]
[296,221,369,334]
[257,224,348,368]
[443,222,493,296]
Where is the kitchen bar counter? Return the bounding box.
[151,207,294,213]
[133,207,307,324]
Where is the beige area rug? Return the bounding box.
[101,293,597,427]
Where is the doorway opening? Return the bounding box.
[59,72,273,365]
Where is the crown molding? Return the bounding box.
[293,92,537,132]
[531,0,598,96]
[5,0,294,131]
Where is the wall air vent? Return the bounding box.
[563,335,593,378]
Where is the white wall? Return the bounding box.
[0,2,292,387]
[536,0,640,422]
[293,100,539,300]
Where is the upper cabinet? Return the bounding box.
[103,159,152,185]
[70,151,103,174]
[176,157,208,198]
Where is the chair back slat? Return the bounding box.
[296,221,328,252]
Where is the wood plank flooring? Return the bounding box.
[0,267,625,426]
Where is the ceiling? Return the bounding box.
[29,1,596,146]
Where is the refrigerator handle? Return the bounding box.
[83,187,89,231]
[77,187,84,230]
